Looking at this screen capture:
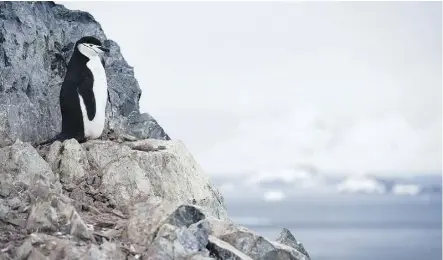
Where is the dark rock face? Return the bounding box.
[0,1,169,147]
[207,236,253,260]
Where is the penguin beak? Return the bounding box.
[98,46,110,53]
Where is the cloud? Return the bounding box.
[198,105,441,178]
[263,190,286,202]
[336,176,386,194]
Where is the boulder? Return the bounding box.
[81,139,227,218]
[198,219,311,260]
[125,198,212,248]
[99,154,153,208]
[144,223,210,260]
[124,197,177,247]
[0,139,61,200]
[207,236,253,260]
[47,139,90,185]
[36,138,228,217]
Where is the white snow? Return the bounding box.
[392,184,421,196]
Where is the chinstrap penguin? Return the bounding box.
[39,36,110,145]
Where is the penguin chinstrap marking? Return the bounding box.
[39,36,110,146]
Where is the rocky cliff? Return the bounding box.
[0,1,169,147]
[0,2,310,260]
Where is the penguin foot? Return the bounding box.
[36,133,68,146]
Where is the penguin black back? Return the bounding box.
[37,36,109,146]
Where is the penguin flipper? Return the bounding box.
[77,78,96,121]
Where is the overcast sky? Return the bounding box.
[62,1,441,178]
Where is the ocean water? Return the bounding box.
[225,194,442,260]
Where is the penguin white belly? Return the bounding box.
[78,56,108,140]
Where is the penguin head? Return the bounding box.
[76,36,110,58]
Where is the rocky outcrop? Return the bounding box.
[277,228,310,259]
[0,2,310,259]
[0,1,169,148]
[38,139,228,219]
[0,139,310,259]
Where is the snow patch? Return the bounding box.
[392,184,421,196]
[243,165,325,190]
